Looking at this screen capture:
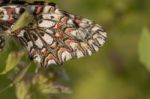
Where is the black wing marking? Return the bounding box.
[0,35,5,51]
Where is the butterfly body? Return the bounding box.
[0,2,107,67]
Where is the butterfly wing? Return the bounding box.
[12,4,107,67]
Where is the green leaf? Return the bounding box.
[15,81,32,99]
[13,63,31,84]
[138,28,150,71]
[37,83,72,94]
[11,11,33,32]
[0,51,24,75]
[0,64,31,94]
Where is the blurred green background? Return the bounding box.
[1,0,150,99]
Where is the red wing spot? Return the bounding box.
[65,39,75,50]
[46,54,54,60]
[7,7,14,21]
[61,17,69,24]
[50,42,58,49]
[30,48,36,57]
[53,23,63,29]
[75,19,81,24]
[44,53,57,65]
[53,23,59,29]
[57,47,72,62]
[36,5,43,14]
[58,47,71,54]
[41,48,47,55]
[64,28,75,35]
[55,32,63,38]
[65,39,74,45]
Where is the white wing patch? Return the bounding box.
[42,34,53,45]
[38,20,55,28]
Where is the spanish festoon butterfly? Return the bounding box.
[0,0,107,67]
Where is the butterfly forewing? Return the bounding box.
[1,2,107,67]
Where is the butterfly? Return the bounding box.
[0,1,107,67]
